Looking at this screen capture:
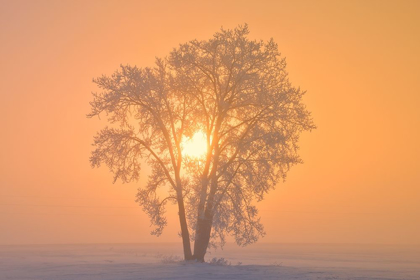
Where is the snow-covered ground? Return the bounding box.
[0,243,419,279]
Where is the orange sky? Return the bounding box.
[1,0,419,245]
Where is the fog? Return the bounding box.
[1,0,419,247]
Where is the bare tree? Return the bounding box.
[88,24,315,262]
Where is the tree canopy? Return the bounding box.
[88,24,315,261]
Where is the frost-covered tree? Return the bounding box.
[88,24,315,262]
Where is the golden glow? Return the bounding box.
[1,0,419,246]
[182,131,207,159]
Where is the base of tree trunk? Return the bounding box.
[192,217,212,262]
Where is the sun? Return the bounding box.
[182,131,207,159]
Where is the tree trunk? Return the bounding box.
[193,126,221,261]
[193,214,213,262]
[177,194,193,260]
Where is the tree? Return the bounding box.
[88,24,315,262]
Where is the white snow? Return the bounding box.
[0,243,419,279]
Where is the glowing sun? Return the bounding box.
[182,131,207,158]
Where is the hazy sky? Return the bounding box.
[1,0,419,245]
